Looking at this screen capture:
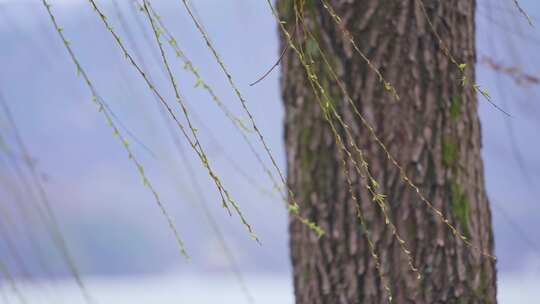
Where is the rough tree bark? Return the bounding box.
[278,0,497,303]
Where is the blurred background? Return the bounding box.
[0,0,538,303]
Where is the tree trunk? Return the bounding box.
[278,1,497,303]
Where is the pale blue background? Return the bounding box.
[0,0,538,303]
